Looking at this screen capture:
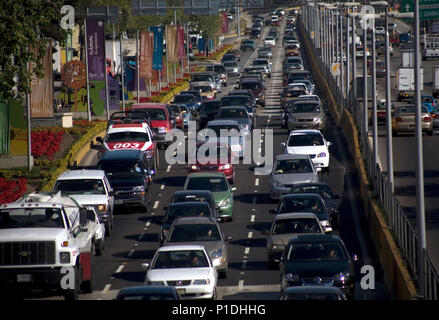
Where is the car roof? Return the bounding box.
[207,119,240,126]
[288,129,323,136]
[56,169,107,180]
[99,149,143,161]
[156,244,206,252]
[274,212,319,220]
[172,216,216,225]
[275,153,310,160]
[288,234,342,244]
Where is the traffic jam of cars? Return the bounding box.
[1,8,365,302]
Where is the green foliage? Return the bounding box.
[0,0,67,104]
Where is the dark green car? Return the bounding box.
[184,172,236,221]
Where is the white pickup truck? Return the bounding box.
[0,192,98,299]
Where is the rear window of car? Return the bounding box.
[168,224,221,242]
[291,103,321,113]
[138,108,167,121]
[219,108,247,118]
[241,82,261,90]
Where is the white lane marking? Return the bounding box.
[178,141,183,146]
[102,284,111,294]
[238,280,244,289]
[250,215,255,222]
[245,247,250,255]
[248,232,253,239]
[145,221,151,227]
[153,201,159,209]
[127,249,135,257]
[160,184,165,190]
[115,265,125,274]
[166,165,171,172]
[255,178,259,186]
[258,147,262,153]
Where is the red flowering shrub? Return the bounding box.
[0,178,27,204]
[31,130,64,160]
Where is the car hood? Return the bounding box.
[69,195,109,206]
[272,173,318,185]
[147,267,212,281]
[0,228,68,242]
[212,191,230,205]
[284,260,350,278]
[285,145,328,155]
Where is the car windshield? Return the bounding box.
[221,97,249,106]
[397,106,429,114]
[287,242,347,261]
[292,103,321,113]
[169,105,181,113]
[152,250,209,269]
[272,218,322,234]
[422,96,433,103]
[274,159,314,174]
[219,108,247,118]
[253,60,268,66]
[106,131,149,143]
[191,75,213,82]
[223,55,235,60]
[174,95,193,103]
[288,134,324,146]
[193,86,212,93]
[168,223,221,242]
[279,198,324,214]
[202,102,220,112]
[224,62,237,67]
[290,185,334,200]
[166,204,211,223]
[241,82,261,90]
[54,179,106,195]
[98,161,143,178]
[186,177,228,192]
[207,125,241,136]
[0,208,65,229]
[138,108,167,121]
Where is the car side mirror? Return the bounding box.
[327,141,332,146]
[79,208,88,228]
[315,167,322,173]
[96,136,104,144]
[141,262,150,270]
[231,187,237,192]
[352,254,359,262]
[86,209,96,222]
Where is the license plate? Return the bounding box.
[176,288,186,295]
[115,200,123,205]
[17,274,32,282]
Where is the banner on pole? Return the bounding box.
[166,25,178,63]
[150,26,163,70]
[178,25,185,62]
[140,31,154,79]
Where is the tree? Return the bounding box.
[0,0,68,104]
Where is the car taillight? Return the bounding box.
[394,117,403,123]
[432,113,437,118]
[424,117,432,122]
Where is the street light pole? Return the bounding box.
[346,11,350,111]
[414,0,427,298]
[371,24,378,183]
[363,22,368,143]
[384,9,393,193]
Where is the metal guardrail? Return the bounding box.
[300,17,439,300]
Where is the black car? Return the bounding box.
[97,149,153,211]
[180,90,203,108]
[227,89,257,107]
[170,190,219,217]
[199,100,221,129]
[160,202,216,243]
[250,29,261,39]
[288,182,342,229]
[270,194,332,233]
[240,40,255,51]
[280,234,356,299]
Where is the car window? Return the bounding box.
[219,108,248,118]
[292,103,321,113]
[207,125,241,135]
[166,204,211,223]
[221,97,249,106]
[191,75,213,82]
[0,208,65,229]
[168,223,221,242]
[279,198,324,214]
[98,161,144,178]
[152,250,209,269]
[272,218,322,234]
[186,177,228,192]
[287,242,347,261]
[241,82,261,90]
[54,179,106,195]
[106,131,149,143]
[291,185,334,199]
[288,133,324,147]
[134,108,167,121]
[174,95,193,103]
[274,159,313,174]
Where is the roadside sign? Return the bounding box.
[401,0,439,20]
[331,63,340,76]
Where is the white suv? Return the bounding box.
[53,169,115,236]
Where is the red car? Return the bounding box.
[131,103,174,149]
[188,141,235,183]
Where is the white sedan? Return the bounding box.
[142,245,218,299]
[282,130,332,171]
[264,37,276,46]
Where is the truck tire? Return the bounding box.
[95,239,104,256]
[105,220,112,237]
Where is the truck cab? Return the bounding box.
[0,192,96,299]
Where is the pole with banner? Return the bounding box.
[120,33,125,112]
[136,30,140,103]
[150,26,164,91]
[84,18,91,121]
